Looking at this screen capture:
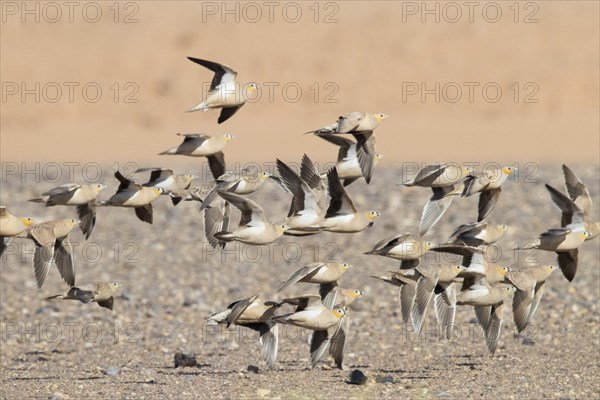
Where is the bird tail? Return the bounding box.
[510,240,539,250]
[214,231,235,242]
[44,294,64,300]
[186,102,207,113]
[159,147,178,155]
[28,197,48,203]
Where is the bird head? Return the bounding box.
[152,187,166,196]
[374,113,389,122]
[339,262,352,272]
[21,217,34,227]
[501,284,517,295]
[275,223,290,233]
[580,231,591,240]
[93,184,108,194]
[545,265,560,274]
[224,133,236,141]
[109,282,123,292]
[332,308,346,319]
[346,289,364,300]
[454,265,466,274]
[462,165,475,176]
[421,241,435,252]
[245,83,259,93]
[259,171,271,182]
[495,265,511,277]
[366,211,380,221]
[66,218,81,229]
[502,166,517,175]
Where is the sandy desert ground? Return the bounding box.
[1,1,599,399]
[1,164,599,399]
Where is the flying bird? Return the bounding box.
[29,184,106,239]
[186,57,257,123]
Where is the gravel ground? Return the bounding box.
[1,164,599,399]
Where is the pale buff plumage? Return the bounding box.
[316,134,383,186]
[277,262,352,293]
[325,288,364,370]
[436,282,516,355]
[159,133,233,179]
[402,163,473,188]
[200,169,272,210]
[447,222,508,246]
[411,264,466,333]
[136,167,197,206]
[29,183,106,239]
[0,206,34,257]
[275,295,345,331]
[100,171,164,224]
[308,112,389,135]
[25,219,80,288]
[160,133,234,157]
[365,233,433,269]
[186,57,257,123]
[545,164,600,240]
[274,295,346,368]
[45,282,122,310]
[400,164,472,236]
[462,166,516,222]
[276,157,324,234]
[322,168,380,233]
[208,293,281,368]
[214,191,289,245]
[514,228,589,282]
[505,265,559,333]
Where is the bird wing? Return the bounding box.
[484,302,504,355]
[33,244,55,288]
[277,263,324,293]
[562,164,592,216]
[411,274,437,334]
[134,203,154,224]
[477,187,502,222]
[76,203,96,240]
[217,191,266,227]
[207,152,226,181]
[418,186,457,236]
[115,171,142,192]
[325,167,356,217]
[41,184,81,196]
[329,313,349,368]
[545,184,585,226]
[557,249,578,282]
[218,104,244,124]
[187,57,238,91]
[54,238,75,287]
[226,293,260,327]
[355,133,376,184]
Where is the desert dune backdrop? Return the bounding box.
[1,2,600,399]
[1,1,599,168]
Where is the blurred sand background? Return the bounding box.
[2,3,600,398]
[1,1,599,169]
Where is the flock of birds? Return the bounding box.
[1,57,598,370]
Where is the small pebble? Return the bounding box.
[174,352,197,368]
[104,366,120,376]
[348,369,368,385]
[375,375,394,384]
